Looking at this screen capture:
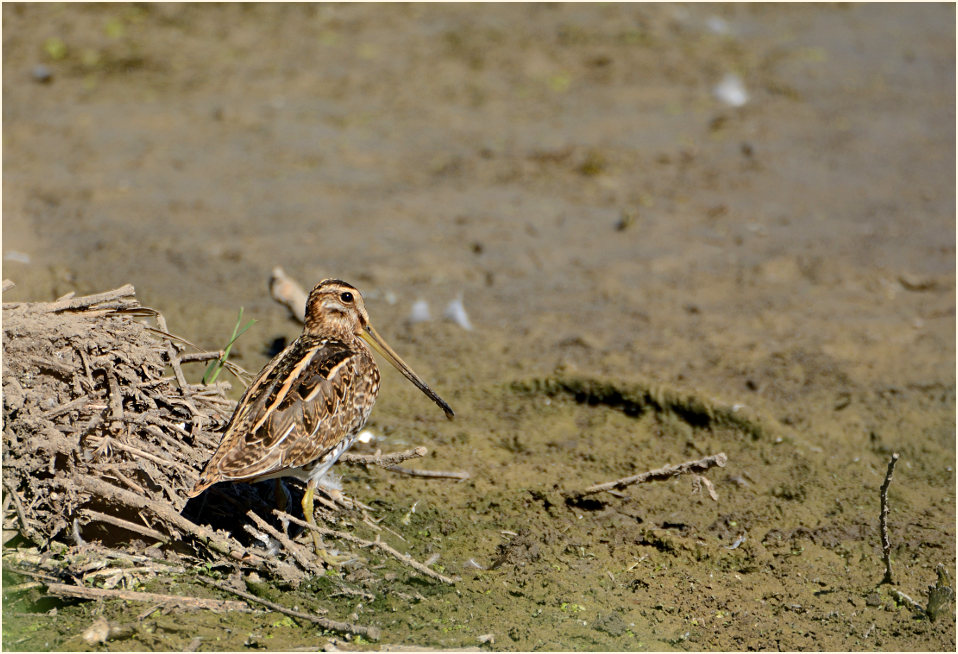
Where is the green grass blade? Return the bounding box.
[203,308,256,385]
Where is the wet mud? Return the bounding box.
[3,3,955,651]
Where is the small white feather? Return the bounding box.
[706,16,730,35]
[356,429,377,444]
[408,299,431,324]
[317,470,342,492]
[443,294,473,330]
[714,73,749,107]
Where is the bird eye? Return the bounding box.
[340,291,354,303]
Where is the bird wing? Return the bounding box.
[188,336,377,495]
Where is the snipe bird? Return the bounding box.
[188,279,454,561]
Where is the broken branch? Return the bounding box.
[383,465,470,480]
[340,446,428,467]
[880,452,900,585]
[45,582,249,612]
[569,452,728,497]
[275,510,456,585]
[200,578,379,641]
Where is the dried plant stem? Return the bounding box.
[200,578,380,641]
[570,452,728,497]
[880,452,900,585]
[41,394,95,419]
[270,266,308,322]
[76,346,96,390]
[693,473,719,501]
[144,424,194,459]
[2,479,41,543]
[1,284,135,312]
[245,511,320,574]
[47,284,137,312]
[383,465,470,480]
[154,313,202,423]
[179,350,227,363]
[276,510,456,585]
[79,508,168,543]
[45,582,248,612]
[105,366,124,419]
[76,476,253,564]
[340,446,428,467]
[90,437,197,478]
[6,581,43,593]
[3,563,61,585]
[890,588,923,614]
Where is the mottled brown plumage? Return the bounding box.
[188,279,453,558]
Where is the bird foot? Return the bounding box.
[309,532,354,568]
[316,547,355,568]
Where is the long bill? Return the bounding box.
[360,324,455,420]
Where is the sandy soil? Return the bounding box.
[2,3,955,650]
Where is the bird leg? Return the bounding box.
[302,477,351,568]
[273,479,290,511]
[302,478,324,554]
[274,479,291,536]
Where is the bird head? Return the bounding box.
[304,279,454,419]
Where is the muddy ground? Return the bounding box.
[2,3,955,651]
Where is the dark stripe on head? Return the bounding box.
[318,279,358,291]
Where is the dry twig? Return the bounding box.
[153,313,202,424]
[45,582,249,612]
[270,266,308,322]
[568,452,728,497]
[880,452,899,585]
[276,510,456,585]
[2,479,41,544]
[890,588,924,614]
[76,476,256,566]
[47,284,138,312]
[200,578,380,641]
[178,350,226,363]
[245,511,321,574]
[40,394,95,419]
[692,473,719,501]
[340,446,428,467]
[383,465,470,480]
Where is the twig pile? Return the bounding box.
[2,285,235,548]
